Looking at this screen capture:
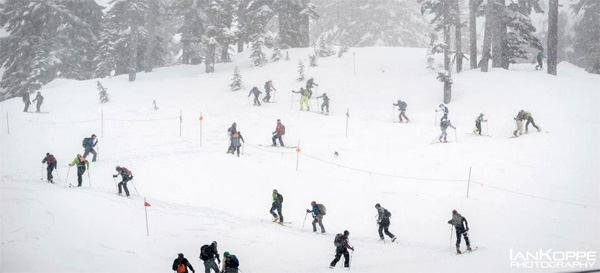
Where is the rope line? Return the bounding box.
[244,143,297,155]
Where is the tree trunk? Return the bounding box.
[237,38,244,53]
[128,24,138,82]
[547,0,558,75]
[205,42,216,73]
[454,0,463,73]
[491,0,506,68]
[182,41,191,64]
[469,0,478,69]
[444,26,451,71]
[443,81,452,104]
[480,0,493,72]
[221,44,230,63]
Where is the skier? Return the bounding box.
[447,209,472,254]
[227,123,238,153]
[32,91,44,112]
[247,87,262,106]
[172,253,195,273]
[112,166,133,197]
[222,252,239,273]
[535,51,546,70]
[82,134,98,162]
[438,118,456,143]
[292,87,310,111]
[375,203,396,242]
[262,80,276,103]
[330,230,354,269]
[521,110,541,133]
[271,119,285,147]
[306,201,326,233]
[474,113,487,135]
[68,154,89,187]
[306,78,318,98]
[270,189,284,224]
[42,153,57,183]
[229,131,245,157]
[513,111,525,137]
[22,92,31,112]
[316,93,330,114]
[393,100,410,123]
[199,241,220,273]
[437,104,449,122]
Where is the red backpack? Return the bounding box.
[176,264,186,273]
[47,155,57,164]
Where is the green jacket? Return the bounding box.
[522,111,532,119]
[69,156,89,169]
[292,88,309,97]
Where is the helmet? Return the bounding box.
[273,189,278,193]
[212,241,217,246]
[343,230,349,236]
[115,166,121,171]
[375,203,381,208]
[311,201,316,206]
[178,253,184,258]
[232,122,237,126]
[439,104,444,108]
[223,251,230,257]
[480,113,484,116]
[452,209,457,214]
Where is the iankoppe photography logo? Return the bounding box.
[510,249,597,269]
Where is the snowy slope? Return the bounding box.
[1,47,599,273]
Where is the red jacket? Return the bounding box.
[274,123,285,135]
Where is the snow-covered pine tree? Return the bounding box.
[95,21,119,78]
[309,54,318,67]
[271,45,283,62]
[97,81,110,103]
[141,0,170,73]
[274,0,318,48]
[171,0,205,64]
[419,0,458,72]
[571,0,600,74]
[0,0,102,100]
[501,2,543,68]
[315,36,335,57]
[338,45,349,57]
[297,60,305,81]
[229,66,243,91]
[250,34,268,67]
[311,0,428,47]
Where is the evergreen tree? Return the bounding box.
[419,0,458,72]
[315,36,335,57]
[312,0,428,47]
[571,0,600,74]
[436,71,453,104]
[229,66,243,91]
[97,81,110,103]
[171,0,205,64]
[250,35,268,67]
[0,0,102,100]
[297,60,305,81]
[480,0,493,71]
[271,45,283,62]
[309,54,318,67]
[338,45,349,57]
[546,0,558,75]
[274,0,318,48]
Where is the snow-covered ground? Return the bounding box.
[1,47,598,273]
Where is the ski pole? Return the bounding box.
[113,177,118,192]
[454,128,458,142]
[41,164,44,181]
[450,225,453,246]
[87,168,92,187]
[301,212,309,230]
[349,249,353,270]
[486,121,489,136]
[392,106,395,123]
[64,167,71,188]
[131,181,140,195]
[55,165,62,183]
[434,110,437,126]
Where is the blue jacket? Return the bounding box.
[85,138,97,149]
[310,204,321,216]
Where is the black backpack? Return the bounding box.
[82,137,91,148]
[277,193,283,203]
[334,233,343,247]
[199,245,211,261]
[384,209,392,218]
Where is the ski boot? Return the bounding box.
[456,246,462,254]
[392,236,397,242]
[467,245,472,251]
[272,216,279,222]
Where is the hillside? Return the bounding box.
[1,47,599,273]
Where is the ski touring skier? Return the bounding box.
[270,189,284,224]
[199,241,220,273]
[113,166,133,197]
[306,201,326,233]
[222,252,239,273]
[292,87,310,111]
[227,123,238,153]
[229,131,245,157]
[32,91,44,112]
[513,111,525,137]
[68,154,89,187]
[306,78,318,98]
[263,80,276,103]
[42,153,57,183]
[521,110,541,133]
[316,93,330,114]
[535,51,546,70]
[447,209,472,254]
[82,134,98,162]
[474,113,487,135]
[437,104,449,122]
[375,203,397,242]
[393,100,410,123]
[22,92,31,112]
[438,118,456,143]
[271,119,285,147]
[330,230,354,269]
[247,87,262,106]
[172,253,195,273]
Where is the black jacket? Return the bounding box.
[172,257,194,273]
